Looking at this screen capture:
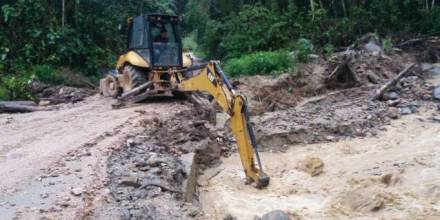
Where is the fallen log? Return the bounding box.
[0,101,37,106]
[0,103,51,113]
[372,63,416,101]
[119,81,154,101]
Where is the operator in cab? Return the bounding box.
[154,28,169,43]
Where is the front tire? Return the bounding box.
[100,75,121,98]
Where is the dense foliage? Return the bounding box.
[1,0,439,100]
[225,50,293,77]
[186,0,440,59]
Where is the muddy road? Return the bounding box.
[0,96,188,219]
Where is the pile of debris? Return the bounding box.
[106,107,225,219]
[29,80,95,105]
[237,35,439,152]
[252,86,389,152]
[234,63,327,115]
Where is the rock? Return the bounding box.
[297,157,324,177]
[364,41,383,55]
[39,100,51,107]
[423,63,440,75]
[422,94,432,100]
[433,116,440,123]
[387,107,400,119]
[146,153,168,167]
[70,187,83,196]
[223,214,237,220]
[388,92,399,100]
[433,87,440,101]
[126,138,136,147]
[334,188,386,213]
[186,206,199,217]
[59,202,70,208]
[380,173,401,186]
[383,92,399,101]
[387,99,400,106]
[408,102,419,113]
[40,193,49,199]
[118,176,140,187]
[261,210,291,220]
[326,135,335,141]
[216,113,230,129]
[437,104,440,111]
[399,107,412,115]
[421,63,434,72]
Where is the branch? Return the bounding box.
[372,63,416,101]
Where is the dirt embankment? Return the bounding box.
[233,47,437,152]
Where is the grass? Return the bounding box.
[224,50,293,77]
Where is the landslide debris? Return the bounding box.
[107,107,225,220]
[235,39,439,152]
[31,83,95,105]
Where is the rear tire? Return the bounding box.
[121,64,148,92]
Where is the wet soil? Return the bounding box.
[200,109,440,220]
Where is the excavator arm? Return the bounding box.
[179,61,270,188]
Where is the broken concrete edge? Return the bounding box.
[179,152,198,203]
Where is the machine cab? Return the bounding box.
[127,14,183,69]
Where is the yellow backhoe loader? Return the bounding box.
[100,13,269,188]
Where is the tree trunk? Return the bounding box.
[0,103,50,113]
[310,0,315,20]
[372,64,416,100]
[62,0,65,29]
[341,0,347,17]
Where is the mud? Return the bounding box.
[200,110,440,220]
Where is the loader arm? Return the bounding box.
[179,61,270,188]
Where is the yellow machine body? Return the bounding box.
[116,51,193,71]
